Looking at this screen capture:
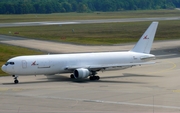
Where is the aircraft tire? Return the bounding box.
[89,76,94,80]
[70,74,75,79]
[96,76,100,80]
[89,76,100,81]
[14,80,19,84]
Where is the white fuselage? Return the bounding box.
[2,51,154,75]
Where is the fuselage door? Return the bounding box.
[22,60,27,69]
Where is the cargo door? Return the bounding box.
[22,60,27,69]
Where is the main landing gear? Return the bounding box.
[89,71,100,81]
[69,73,100,81]
[12,75,19,84]
[89,76,100,80]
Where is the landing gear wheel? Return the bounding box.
[89,76,100,81]
[96,76,100,80]
[89,76,94,80]
[14,79,19,84]
[12,75,19,84]
[70,74,75,79]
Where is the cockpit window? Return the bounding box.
[10,62,14,65]
[5,62,9,66]
[5,62,15,66]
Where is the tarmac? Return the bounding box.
[0,17,180,27]
[0,34,180,113]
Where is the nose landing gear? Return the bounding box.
[12,75,19,84]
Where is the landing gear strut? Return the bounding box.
[12,75,19,84]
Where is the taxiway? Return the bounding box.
[0,17,180,27]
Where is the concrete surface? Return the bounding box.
[0,17,180,27]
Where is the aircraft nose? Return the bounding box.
[1,65,7,72]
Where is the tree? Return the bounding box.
[0,3,6,14]
[71,2,78,11]
[0,0,180,14]
[62,2,72,12]
[77,3,88,13]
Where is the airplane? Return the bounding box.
[1,22,158,84]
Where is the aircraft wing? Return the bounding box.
[65,62,155,71]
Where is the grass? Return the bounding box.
[0,10,180,23]
[0,44,43,76]
[0,20,180,45]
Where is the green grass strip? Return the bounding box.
[0,20,180,45]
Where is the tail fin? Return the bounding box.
[130,22,158,54]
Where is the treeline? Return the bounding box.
[0,0,180,14]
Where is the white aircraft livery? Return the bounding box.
[1,22,158,84]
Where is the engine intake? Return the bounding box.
[74,68,90,79]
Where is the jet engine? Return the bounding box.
[73,68,90,79]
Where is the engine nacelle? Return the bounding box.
[73,68,90,79]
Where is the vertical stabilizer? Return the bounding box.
[130,22,158,54]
